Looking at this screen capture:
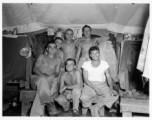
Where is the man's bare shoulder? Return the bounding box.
[60,72,67,79]
[37,54,45,59]
[78,38,86,46]
[58,49,64,55]
[74,69,81,75]
[61,42,66,48]
[55,57,61,63]
[62,41,66,45]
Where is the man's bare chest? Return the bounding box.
[64,73,77,85]
[81,41,94,51]
[62,42,75,51]
[41,58,58,68]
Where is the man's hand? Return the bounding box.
[53,72,59,78]
[95,88,104,96]
[109,89,118,96]
[59,86,67,94]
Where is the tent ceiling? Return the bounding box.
[2,3,149,34]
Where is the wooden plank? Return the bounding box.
[20,90,36,101]
[122,111,132,117]
[120,98,149,114]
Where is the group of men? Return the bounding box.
[30,25,119,117]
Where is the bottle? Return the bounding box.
[12,97,18,107]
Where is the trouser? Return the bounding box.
[80,82,119,116]
[80,81,119,108]
[55,88,81,111]
[30,75,58,116]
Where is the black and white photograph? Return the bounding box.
[2,1,150,117]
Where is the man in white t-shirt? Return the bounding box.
[80,46,119,117]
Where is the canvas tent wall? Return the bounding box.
[2,3,150,91]
[3,3,149,35]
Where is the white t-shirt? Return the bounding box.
[82,60,109,82]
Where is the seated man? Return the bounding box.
[30,41,61,116]
[45,37,64,71]
[80,46,119,117]
[55,58,83,116]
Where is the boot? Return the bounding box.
[46,102,60,116]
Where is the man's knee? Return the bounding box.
[72,88,81,96]
[55,94,68,104]
[80,94,90,102]
[80,94,93,108]
[30,76,47,90]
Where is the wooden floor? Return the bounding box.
[3,84,119,117]
[3,101,149,117]
[3,101,120,117]
[3,84,149,117]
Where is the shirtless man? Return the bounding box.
[62,29,79,62]
[55,58,83,116]
[76,25,98,69]
[44,37,64,70]
[30,41,61,116]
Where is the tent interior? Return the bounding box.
[3,3,150,116]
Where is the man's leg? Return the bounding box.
[72,88,81,111]
[94,82,119,109]
[36,76,54,104]
[30,76,51,116]
[30,92,45,116]
[80,85,96,115]
[50,78,59,98]
[30,76,59,116]
[89,100,104,117]
[55,94,70,111]
[45,77,60,116]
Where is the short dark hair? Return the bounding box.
[45,41,57,49]
[65,29,74,34]
[65,58,76,66]
[54,37,63,42]
[89,46,100,56]
[82,25,92,32]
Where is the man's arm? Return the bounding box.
[60,51,65,68]
[105,68,113,90]
[66,70,83,89]
[105,68,118,96]
[75,37,84,48]
[93,37,99,46]
[59,73,66,93]
[76,44,81,67]
[33,55,48,77]
[54,58,61,77]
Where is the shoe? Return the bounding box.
[109,109,117,113]
[48,109,60,116]
[73,110,80,116]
